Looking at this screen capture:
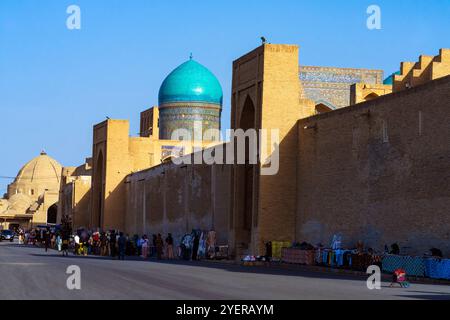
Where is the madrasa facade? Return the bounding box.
[3,43,450,257]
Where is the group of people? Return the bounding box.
[28,228,177,261]
[137,233,175,260]
[18,224,219,263]
[18,228,70,255]
[71,230,143,260]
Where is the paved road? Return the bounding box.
[0,241,449,300]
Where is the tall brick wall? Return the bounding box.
[125,152,232,247]
[103,120,131,231]
[230,44,311,256]
[297,76,450,256]
[257,45,303,254]
[72,178,91,228]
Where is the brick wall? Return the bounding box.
[297,75,450,256]
[125,151,232,247]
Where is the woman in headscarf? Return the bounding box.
[165,233,174,260]
[155,234,164,260]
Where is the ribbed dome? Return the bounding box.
[158,59,223,106]
[15,152,62,186]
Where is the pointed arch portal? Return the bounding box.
[47,203,58,224]
[92,151,104,228]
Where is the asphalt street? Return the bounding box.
[0,241,449,300]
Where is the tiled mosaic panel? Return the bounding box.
[159,105,221,140]
[299,66,384,109]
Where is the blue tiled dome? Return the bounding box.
[158,59,223,106]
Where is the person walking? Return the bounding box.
[141,235,149,258]
[125,234,132,256]
[80,232,88,256]
[100,232,108,256]
[155,234,164,260]
[89,235,95,255]
[192,234,200,261]
[51,233,56,249]
[206,230,216,259]
[39,229,44,247]
[92,231,100,255]
[56,234,62,252]
[62,233,69,257]
[74,234,80,255]
[109,230,117,258]
[18,231,24,245]
[135,235,142,256]
[165,233,174,260]
[44,228,51,252]
[118,232,126,260]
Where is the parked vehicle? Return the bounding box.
[1,230,15,242]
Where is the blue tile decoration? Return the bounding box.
[300,66,384,109]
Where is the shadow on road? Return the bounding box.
[25,250,373,282]
[25,252,449,291]
[395,294,450,300]
[6,243,448,298]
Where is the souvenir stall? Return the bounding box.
[179,229,229,261]
[382,255,450,280]
[424,258,450,280]
[382,254,427,277]
[280,235,383,271]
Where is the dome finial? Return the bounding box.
[40,149,47,156]
[189,52,193,60]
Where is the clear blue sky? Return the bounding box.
[1,0,449,195]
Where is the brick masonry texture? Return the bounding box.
[297,75,450,256]
[80,44,450,259]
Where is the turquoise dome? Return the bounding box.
[159,59,223,106]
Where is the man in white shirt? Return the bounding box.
[74,234,80,255]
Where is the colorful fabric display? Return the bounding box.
[382,254,426,277]
[424,258,450,280]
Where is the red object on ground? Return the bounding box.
[394,268,407,282]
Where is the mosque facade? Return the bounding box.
[74,44,450,257]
